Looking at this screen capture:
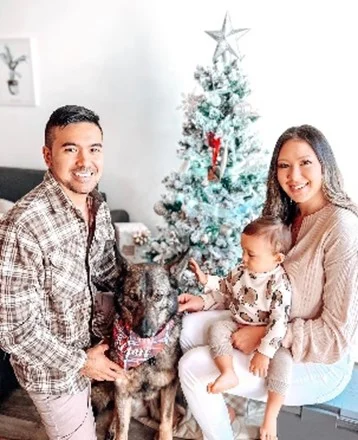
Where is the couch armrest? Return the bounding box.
[110,209,130,223]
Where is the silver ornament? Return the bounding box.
[179,93,205,119]
[179,160,190,174]
[234,101,259,118]
[154,201,167,216]
[205,12,249,62]
[220,224,232,236]
[201,234,209,244]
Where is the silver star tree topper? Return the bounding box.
[205,12,249,62]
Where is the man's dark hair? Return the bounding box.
[44,105,103,147]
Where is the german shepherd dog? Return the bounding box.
[103,259,182,440]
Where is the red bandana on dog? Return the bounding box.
[111,316,175,370]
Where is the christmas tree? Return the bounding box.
[148,13,269,293]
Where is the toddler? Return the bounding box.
[183,216,293,440]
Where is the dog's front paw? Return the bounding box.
[105,414,117,440]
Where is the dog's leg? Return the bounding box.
[91,381,114,417]
[106,410,117,440]
[113,392,132,440]
[158,379,178,440]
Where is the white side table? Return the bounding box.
[113,222,150,264]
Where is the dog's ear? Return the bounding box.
[115,244,130,275]
[114,244,130,305]
[164,248,191,290]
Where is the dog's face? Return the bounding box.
[116,263,178,338]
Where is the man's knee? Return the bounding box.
[29,387,96,440]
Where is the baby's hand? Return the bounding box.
[178,293,204,313]
[188,258,208,285]
[249,352,270,378]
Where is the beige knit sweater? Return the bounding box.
[282,203,358,364]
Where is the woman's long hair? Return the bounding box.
[262,124,358,224]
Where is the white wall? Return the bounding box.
[0,0,357,231]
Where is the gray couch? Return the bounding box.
[0,166,129,222]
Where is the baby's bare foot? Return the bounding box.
[207,371,239,394]
[260,418,278,440]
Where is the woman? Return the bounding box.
[178,125,358,440]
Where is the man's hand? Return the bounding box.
[231,325,267,354]
[178,293,204,313]
[80,343,124,381]
[188,258,208,285]
[249,352,270,378]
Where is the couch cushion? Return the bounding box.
[0,167,45,202]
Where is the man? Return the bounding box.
[0,105,123,439]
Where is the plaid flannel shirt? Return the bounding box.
[0,171,119,394]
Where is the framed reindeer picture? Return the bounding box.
[0,38,38,106]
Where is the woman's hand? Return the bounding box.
[178,293,204,313]
[231,325,267,354]
[188,258,208,285]
[249,352,270,377]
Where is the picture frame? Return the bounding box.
[0,38,38,106]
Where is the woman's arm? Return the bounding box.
[283,227,358,363]
[231,325,267,354]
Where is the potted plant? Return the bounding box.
[0,45,27,95]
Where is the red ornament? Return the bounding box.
[207,132,221,166]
